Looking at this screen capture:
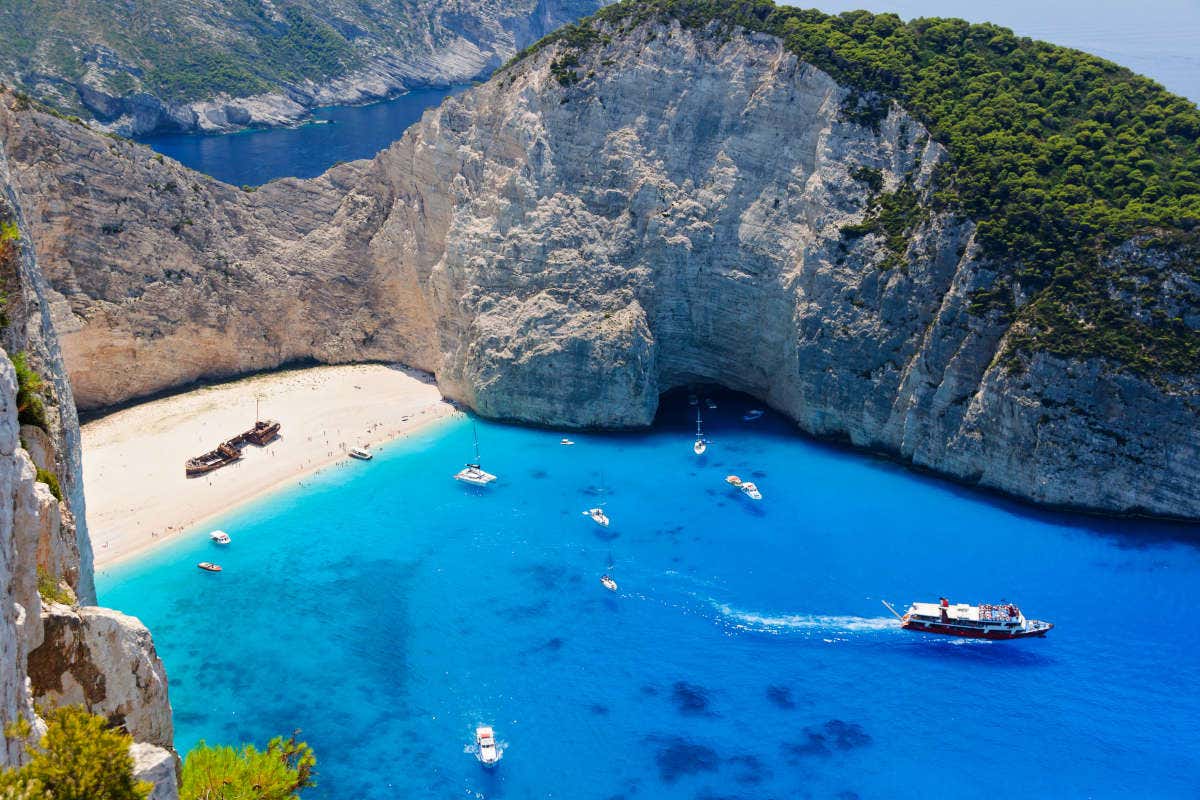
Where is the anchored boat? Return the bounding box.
[693,408,707,455]
[883,598,1053,640]
[209,530,231,545]
[725,475,762,500]
[197,562,222,572]
[349,446,373,460]
[454,424,497,486]
[600,574,618,592]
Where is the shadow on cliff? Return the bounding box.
[653,386,1200,551]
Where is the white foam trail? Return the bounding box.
[712,602,900,635]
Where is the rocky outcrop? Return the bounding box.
[2,21,1198,520]
[27,604,172,750]
[0,131,175,798]
[131,742,180,800]
[1,0,607,136]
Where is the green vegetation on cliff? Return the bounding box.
[0,707,151,800]
[181,734,316,800]
[519,0,1200,377]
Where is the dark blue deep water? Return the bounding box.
[97,394,1200,799]
[137,86,467,187]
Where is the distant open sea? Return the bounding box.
[138,1,1200,188]
[97,391,1200,799]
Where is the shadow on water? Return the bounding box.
[654,386,1200,550]
[895,637,1056,668]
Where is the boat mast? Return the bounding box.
[696,407,702,437]
[472,422,481,463]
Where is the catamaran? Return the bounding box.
[883,598,1053,640]
[454,424,497,486]
[693,408,707,455]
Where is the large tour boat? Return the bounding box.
[884,598,1053,640]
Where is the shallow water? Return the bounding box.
[97,391,1200,799]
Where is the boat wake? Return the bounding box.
[711,602,900,636]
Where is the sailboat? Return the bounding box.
[454,423,497,486]
[693,408,707,455]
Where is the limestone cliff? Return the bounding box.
[0,0,606,136]
[2,19,1198,520]
[0,134,176,796]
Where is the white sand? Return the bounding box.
[83,364,458,568]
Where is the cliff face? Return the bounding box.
[0,0,606,136]
[0,135,175,795]
[2,21,1198,520]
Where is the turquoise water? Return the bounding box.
[97,392,1200,798]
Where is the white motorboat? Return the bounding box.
[583,507,610,527]
[725,475,762,500]
[209,530,231,545]
[693,408,707,455]
[743,409,764,421]
[560,438,575,446]
[475,725,499,766]
[454,424,497,485]
[349,446,372,460]
[600,574,618,592]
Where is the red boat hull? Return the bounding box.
[902,620,1053,639]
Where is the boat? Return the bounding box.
[583,507,610,527]
[743,409,764,421]
[349,446,373,460]
[185,441,242,477]
[693,408,707,455]
[600,574,618,592]
[475,726,499,766]
[454,424,497,486]
[197,562,222,572]
[209,530,231,545]
[688,393,699,406]
[705,398,717,409]
[560,438,575,446]
[242,418,281,446]
[882,599,1053,640]
[725,475,762,500]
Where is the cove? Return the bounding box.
[137,86,468,187]
[96,391,1200,799]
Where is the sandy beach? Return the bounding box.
[83,364,457,568]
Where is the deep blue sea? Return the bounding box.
[137,3,1200,189]
[97,392,1200,799]
[136,85,467,187]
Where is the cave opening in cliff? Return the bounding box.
[654,385,779,437]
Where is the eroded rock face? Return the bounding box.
[28,604,173,750]
[131,742,180,800]
[0,139,174,800]
[2,22,1198,518]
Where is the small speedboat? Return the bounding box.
[560,438,575,446]
[349,446,372,460]
[743,409,764,421]
[882,599,1053,640]
[209,530,231,545]
[197,562,222,572]
[725,475,762,500]
[600,574,618,592]
[583,507,610,527]
[705,398,717,410]
[476,726,499,766]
